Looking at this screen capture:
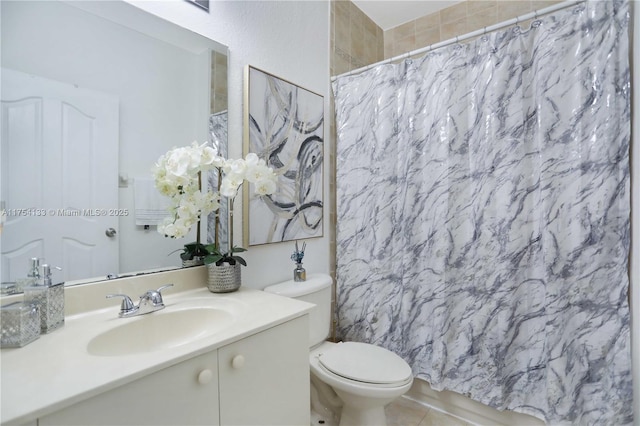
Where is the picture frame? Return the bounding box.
[185,0,209,12]
[243,66,324,246]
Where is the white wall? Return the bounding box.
[127,0,331,289]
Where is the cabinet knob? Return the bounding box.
[231,355,245,369]
[198,369,213,385]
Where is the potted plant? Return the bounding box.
[174,241,210,266]
[154,142,277,291]
[203,153,277,293]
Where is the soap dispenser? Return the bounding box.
[23,264,65,333]
[27,257,40,282]
[15,257,40,292]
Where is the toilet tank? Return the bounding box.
[264,273,333,348]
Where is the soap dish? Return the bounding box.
[1,302,41,348]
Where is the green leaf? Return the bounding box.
[204,253,223,265]
[204,243,221,255]
[233,256,247,266]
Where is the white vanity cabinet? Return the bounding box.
[38,316,309,426]
[39,350,221,426]
[218,313,310,425]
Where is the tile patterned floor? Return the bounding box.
[310,396,471,426]
[385,397,472,426]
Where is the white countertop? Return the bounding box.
[1,279,313,425]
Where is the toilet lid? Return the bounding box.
[318,342,412,385]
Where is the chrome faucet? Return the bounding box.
[106,284,174,318]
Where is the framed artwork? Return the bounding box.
[244,66,324,246]
[185,0,209,11]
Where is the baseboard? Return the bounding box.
[404,378,545,426]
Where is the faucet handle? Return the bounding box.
[140,284,174,306]
[106,294,136,316]
[156,284,174,294]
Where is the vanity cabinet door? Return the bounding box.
[39,351,220,426]
[218,316,310,426]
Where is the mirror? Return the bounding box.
[0,0,228,291]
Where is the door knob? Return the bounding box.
[105,228,117,237]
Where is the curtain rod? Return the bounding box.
[331,0,585,82]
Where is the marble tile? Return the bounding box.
[350,23,365,61]
[349,1,364,26]
[415,12,440,31]
[332,53,351,76]
[497,1,532,21]
[392,21,416,42]
[333,0,349,20]
[383,33,394,59]
[385,397,473,426]
[334,11,351,53]
[393,34,416,58]
[440,17,468,40]
[377,27,385,62]
[312,397,467,426]
[531,0,562,11]
[363,15,378,39]
[440,2,468,24]
[466,5,498,33]
[467,0,496,15]
[385,397,429,426]
[419,409,470,426]
[415,27,440,48]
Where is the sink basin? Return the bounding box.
[87,306,234,356]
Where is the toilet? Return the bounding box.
[265,273,413,426]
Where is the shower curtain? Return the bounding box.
[332,1,631,424]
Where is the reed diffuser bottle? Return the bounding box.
[291,241,306,282]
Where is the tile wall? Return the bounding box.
[330,0,385,77]
[211,51,228,114]
[384,0,563,59]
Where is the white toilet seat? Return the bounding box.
[310,341,414,425]
[312,342,413,388]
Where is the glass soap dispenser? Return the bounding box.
[24,264,65,333]
[15,257,40,293]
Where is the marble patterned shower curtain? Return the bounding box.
[333,1,632,424]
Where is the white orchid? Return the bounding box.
[156,142,223,240]
[254,178,277,196]
[220,174,243,198]
[154,143,278,252]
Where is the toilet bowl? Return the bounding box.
[310,341,413,426]
[264,274,413,426]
